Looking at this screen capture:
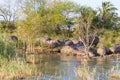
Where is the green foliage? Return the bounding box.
[0,33,15,59]
[79,6,97,23]
[97,1,119,29]
[0,0,120,48]
[16,0,78,39]
[0,21,16,33]
[74,6,97,40]
[99,29,120,47]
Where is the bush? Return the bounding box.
[0,34,16,59]
[99,29,120,47]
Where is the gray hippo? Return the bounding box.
[36,37,52,47]
[84,35,99,47]
[8,35,18,47]
[109,44,120,53]
[8,35,18,42]
[64,40,74,46]
[72,40,84,47]
[49,40,60,48]
[36,37,51,43]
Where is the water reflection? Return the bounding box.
[26,54,120,80]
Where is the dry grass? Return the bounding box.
[0,57,41,80]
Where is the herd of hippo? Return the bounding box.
[37,35,120,57]
[9,35,120,57]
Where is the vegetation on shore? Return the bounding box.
[0,0,120,79]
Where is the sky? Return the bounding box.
[70,0,120,15]
[0,0,120,15]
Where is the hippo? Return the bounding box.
[84,35,99,47]
[57,39,65,45]
[8,35,18,42]
[48,39,64,48]
[36,37,51,43]
[64,40,74,46]
[72,40,84,47]
[8,35,18,47]
[109,44,120,53]
[50,41,60,48]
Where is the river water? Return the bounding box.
[25,54,120,80]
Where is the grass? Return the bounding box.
[99,29,120,47]
[76,55,120,80]
[0,56,41,80]
[77,65,120,80]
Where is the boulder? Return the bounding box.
[60,46,76,55]
[97,46,107,56]
[88,50,95,57]
[74,47,85,56]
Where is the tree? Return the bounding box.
[0,0,24,33]
[16,0,78,52]
[17,0,79,38]
[97,1,119,29]
[43,1,80,38]
[74,6,98,57]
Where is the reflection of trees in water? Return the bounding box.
[26,54,120,80]
[30,54,80,80]
[34,54,61,75]
[77,56,120,80]
[82,57,112,71]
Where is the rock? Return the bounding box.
[74,48,85,56]
[88,51,95,57]
[109,44,120,53]
[97,46,107,56]
[60,46,76,55]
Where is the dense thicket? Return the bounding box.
[0,0,120,47]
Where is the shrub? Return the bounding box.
[0,33,16,59]
[99,29,120,47]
